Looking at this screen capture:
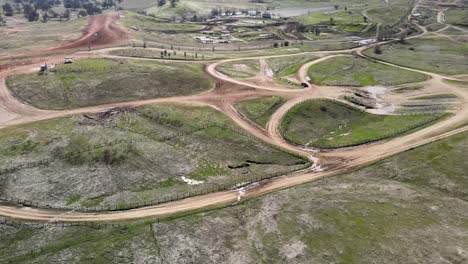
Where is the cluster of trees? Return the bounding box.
[157,0,179,8]
[273,41,290,48]
[2,1,42,21]
[1,0,122,23]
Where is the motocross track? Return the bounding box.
[50,12,128,51]
[0,12,127,61]
[0,9,467,222]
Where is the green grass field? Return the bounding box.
[120,0,158,10]
[216,59,260,78]
[6,58,212,110]
[444,9,468,27]
[0,103,308,209]
[297,10,368,32]
[123,12,205,32]
[235,96,285,128]
[2,131,466,263]
[280,100,444,148]
[308,56,427,86]
[266,54,318,77]
[365,2,411,25]
[363,38,468,75]
[0,16,87,56]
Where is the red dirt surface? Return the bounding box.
[0,13,128,61]
[50,12,128,51]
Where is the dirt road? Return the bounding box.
[0,12,467,222]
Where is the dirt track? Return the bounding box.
[0,12,127,61]
[0,11,467,222]
[50,12,128,51]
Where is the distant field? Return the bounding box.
[120,0,157,10]
[0,16,87,56]
[297,10,368,32]
[143,0,384,18]
[235,96,285,128]
[280,100,444,148]
[1,131,466,263]
[444,9,468,26]
[365,2,411,25]
[6,58,212,110]
[364,38,468,75]
[0,104,308,210]
[217,59,260,78]
[122,12,204,32]
[308,56,427,86]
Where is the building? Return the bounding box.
[262,12,272,19]
[248,10,258,16]
[195,36,231,44]
[353,38,376,46]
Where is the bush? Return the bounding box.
[374,45,382,54]
[57,135,139,165]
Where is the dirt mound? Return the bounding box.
[51,12,128,51]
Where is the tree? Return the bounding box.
[26,9,40,21]
[50,10,59,18]
[329,17,335,26]
[61,9,70,21]
[77,10,88,17]
[374,45,382,54]
[334,5,339,10]
[83,3,102,15]
[2,3,14,16]
[158,0,166,6]
[23,3,35,14]
[102,0,116,10]
[363,16,367,23]
[399,34,406,44]
[42,12,49,22]
[23,4,39,22]
[211,8,219,17]
[169,0,179,8]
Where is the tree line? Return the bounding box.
[1,0,122,23]
[157,0,180,8]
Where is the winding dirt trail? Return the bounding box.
[0,10,467,222]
